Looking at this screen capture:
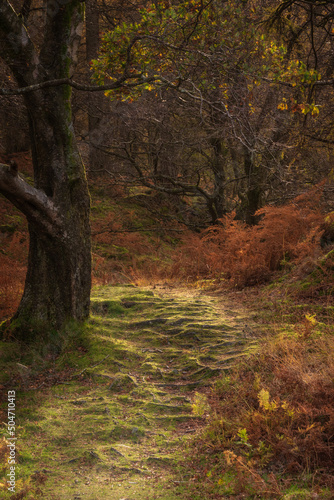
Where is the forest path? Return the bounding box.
[38,285,261,499]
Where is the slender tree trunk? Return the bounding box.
[207,86,227,222]
[243,146,262,225]
[240,88,278,225]
[210,138,227,221]
[86,0,108,175]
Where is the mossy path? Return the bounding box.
[3,285,260,499]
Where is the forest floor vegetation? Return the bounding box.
[0,152,333,499]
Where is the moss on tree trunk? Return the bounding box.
[0,1,92,340]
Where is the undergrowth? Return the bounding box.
[183,326,334,499]
[170,184,328,288]
[0,158,333,498]
[0,196,28,321]
[0,168,332,322]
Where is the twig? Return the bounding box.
[92,226,188,236]
[70,354,111,379]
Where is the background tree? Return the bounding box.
[91,0,292,223]
[93,0,334,225]
[257,0,334,215]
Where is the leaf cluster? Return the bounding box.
[91,0,279,102]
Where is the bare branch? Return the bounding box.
[262,76,334,87]
[92,226,187,236]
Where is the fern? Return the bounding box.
[171,184,325,287]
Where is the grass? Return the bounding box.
[1,283,332,498]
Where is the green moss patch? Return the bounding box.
[0,285,261,499]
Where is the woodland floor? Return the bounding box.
[1,153,333,499]
[0,284,264,499]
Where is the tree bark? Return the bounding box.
[210,138,227,222]
[242,146,262,225]
[85,0,109,175]
[0,1,91,339]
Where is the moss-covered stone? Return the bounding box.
[108,373,138,393]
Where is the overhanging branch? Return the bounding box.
[0,162,62,236]
[261,76,334,88]
[0,76,157,96]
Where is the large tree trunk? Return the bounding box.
[14,86,91,331]
[0,0,91,339]
[18,218,90,330]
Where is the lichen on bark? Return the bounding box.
[0,1,92,340]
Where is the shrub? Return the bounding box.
[186,332,334,498]
[171,185,325,287]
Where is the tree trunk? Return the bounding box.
[14,86,91,333]
[242,146,262,225]
[85,0,109,175]
[0,0,91,339]
[210,138,227,222]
